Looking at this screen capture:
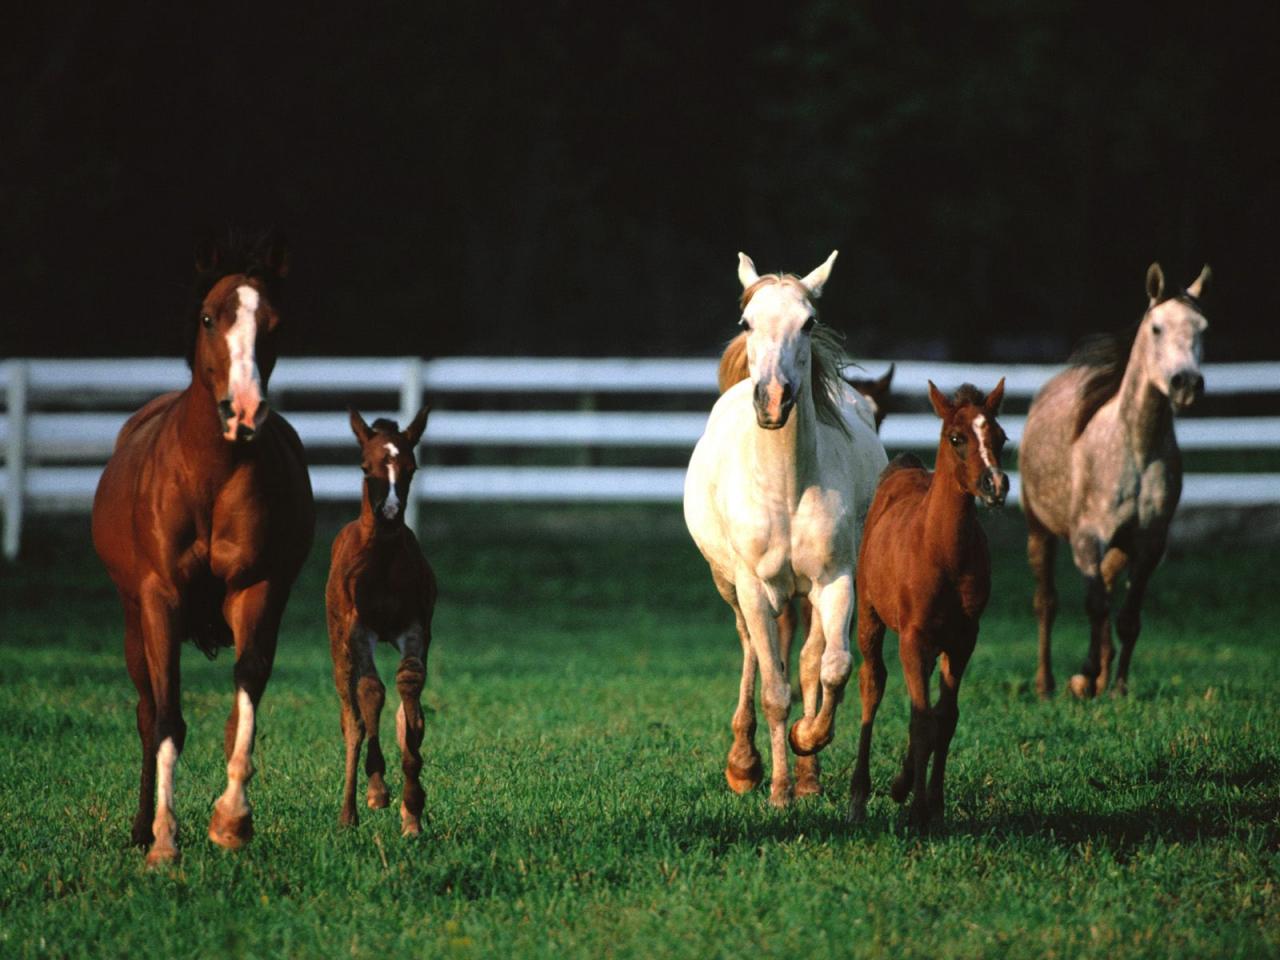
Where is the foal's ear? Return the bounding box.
[927,380,952,420]
[1187,264,1211,299]
[349,408,373,445]
[1146,262,1165,304]
[800,250,838,299]
[985,377,1006,416]
[737,252,760,290]
[404,406,430,448]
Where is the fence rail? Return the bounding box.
[3,356,1278,560]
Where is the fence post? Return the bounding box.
[4,361,29,561]
[400,357,423,533]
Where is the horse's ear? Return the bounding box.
[194,234,221,274]
[737,252,760,290]
[349,408,373,445]
[1146,262,1165,304]
[1187,264,1211,299]
[261,232,290,280]
[800,250,838,299]
[927,380,952,420]
[874,363,895,399]
[404,406,430,448]
[985,377,1006,416]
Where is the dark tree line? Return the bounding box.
[3,2,1277,361]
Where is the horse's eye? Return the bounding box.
[738,317,751,331]
[802,317,816,334]
[201,314,214,329]
[949,434,964,446]
[1151,324,1163,336]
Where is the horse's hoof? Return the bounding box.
[907,804,933,833]
[367,783,390,810]
[339,806,358,828]
[848,796,868,824]
[1036,677,1055,700]
[725,754,763,794]
[208,806,253,850]
[890,774,912,804]
[768,783,793,809]
[787,717,830,757]
[1068,674,1094,699]
[794,755,821,797]
[131,822,155,848]
[144,843,179,868]
[401,806,422,837]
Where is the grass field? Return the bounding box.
[1,505,1277,958]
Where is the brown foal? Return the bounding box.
[327,407,436,835]
[850,380,1008,829]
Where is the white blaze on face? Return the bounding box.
[972,414,995,470]
[224,285,263,438]
[382,442,401,519]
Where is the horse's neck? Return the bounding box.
[1115,349,1173,463]
[748,390,818,510]
[175,378,236,472]
[356,494,408,556]
[922,448,975,560]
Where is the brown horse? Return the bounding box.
[849,380,1008,829]
[1020,263,1209,698]
[92,234,314,865]
[327,408,436,836]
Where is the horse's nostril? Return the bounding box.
[1171,372,1186,391]
[781,383,794,405]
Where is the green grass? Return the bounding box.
[1,506,1277,959]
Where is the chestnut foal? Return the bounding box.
[327,408,436,835]
[850,380,1009,829]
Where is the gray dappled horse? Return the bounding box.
[1020,263,1209,699]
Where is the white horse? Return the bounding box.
[684,251,887,806]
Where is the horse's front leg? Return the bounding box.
[714,573,762,795]
[393,622,428,836]
[1113,540,1163,696]
[209,580,281,851]
[1068,536,1114,699]
[736,577,792,807]
[927,631,975,823]
[788,573,855,758]
[139,581,186,866]
[790,596,825,796]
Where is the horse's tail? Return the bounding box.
[187,574,232,660]
[717,332,750,394]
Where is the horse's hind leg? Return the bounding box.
[122,595,156,847]
[927,632,974,823]
[332,634,365,826]
[1026,510,1058,698]
[849,599,887,823]
[394,624,428,836]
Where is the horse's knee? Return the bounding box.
[820,647,852,689]
[761,681,791,722]
[356,675,385,720]
[395,657,425,700]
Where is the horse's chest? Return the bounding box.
[353,564,418,635]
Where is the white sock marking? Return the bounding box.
[217,689,255,814]
[156,737,177,814]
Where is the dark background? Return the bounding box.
[4,2,1278,362]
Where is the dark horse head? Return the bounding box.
[186,231,290,442]
[928,378,1010,508]
[348,407,430,526]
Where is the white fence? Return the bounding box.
[3,357,1278,559]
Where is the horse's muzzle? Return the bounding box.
[980,468,1009,507]
[218,398,270,442]
[754,379,795,430]
[1169,370,1205,412]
